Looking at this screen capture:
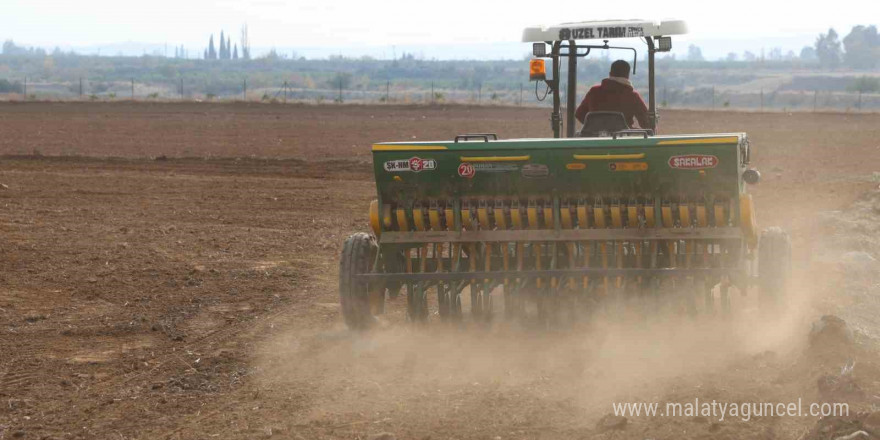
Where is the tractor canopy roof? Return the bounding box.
[522,19,687,42]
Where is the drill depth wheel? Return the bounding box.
[339,232,380,330]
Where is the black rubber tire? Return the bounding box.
[339,232,378,330]
[758,227,792,306]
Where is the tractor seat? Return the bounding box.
[579,112,629,137]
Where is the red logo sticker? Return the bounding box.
[458,163,475,178]
[383,157,436,172]
[668,155,718,169]
[409,157,424,172]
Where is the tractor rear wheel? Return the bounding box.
[758,227,792,307]
[339,232,380,330]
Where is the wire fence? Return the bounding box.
[4,76,880,113]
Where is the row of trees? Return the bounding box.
[2,40,49,57]
[1,24,877,70]
[173,45,189,59]
[205,32,234,60]
[203,25,251,60]
[686,45,812,63]
[678,24,878,69]
[815,25,879,69]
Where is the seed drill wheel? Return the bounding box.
[758,227,792,307]
[339,232,381,330]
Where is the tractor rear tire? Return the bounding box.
[339,232,379,330]
[758,227,792,307]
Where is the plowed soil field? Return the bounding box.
[1,102,879,440]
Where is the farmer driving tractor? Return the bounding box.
[575,59,650,129]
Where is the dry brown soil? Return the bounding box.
[0,102,879,440]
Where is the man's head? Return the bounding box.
[609,60,631,79]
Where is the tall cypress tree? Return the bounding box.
[226,36,231,60]
[208,35,216,59]
[241,24,250,60]
[233,44,238,60]
[219,31,226,59]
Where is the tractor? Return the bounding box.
[339,19,791,329]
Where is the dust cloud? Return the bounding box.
[256,272,818,428]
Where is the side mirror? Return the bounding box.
[529,59,546,82]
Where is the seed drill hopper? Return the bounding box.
[339,19,791,329]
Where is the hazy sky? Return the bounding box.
[2,0,875,58]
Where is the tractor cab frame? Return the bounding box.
[523,19,688,138]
